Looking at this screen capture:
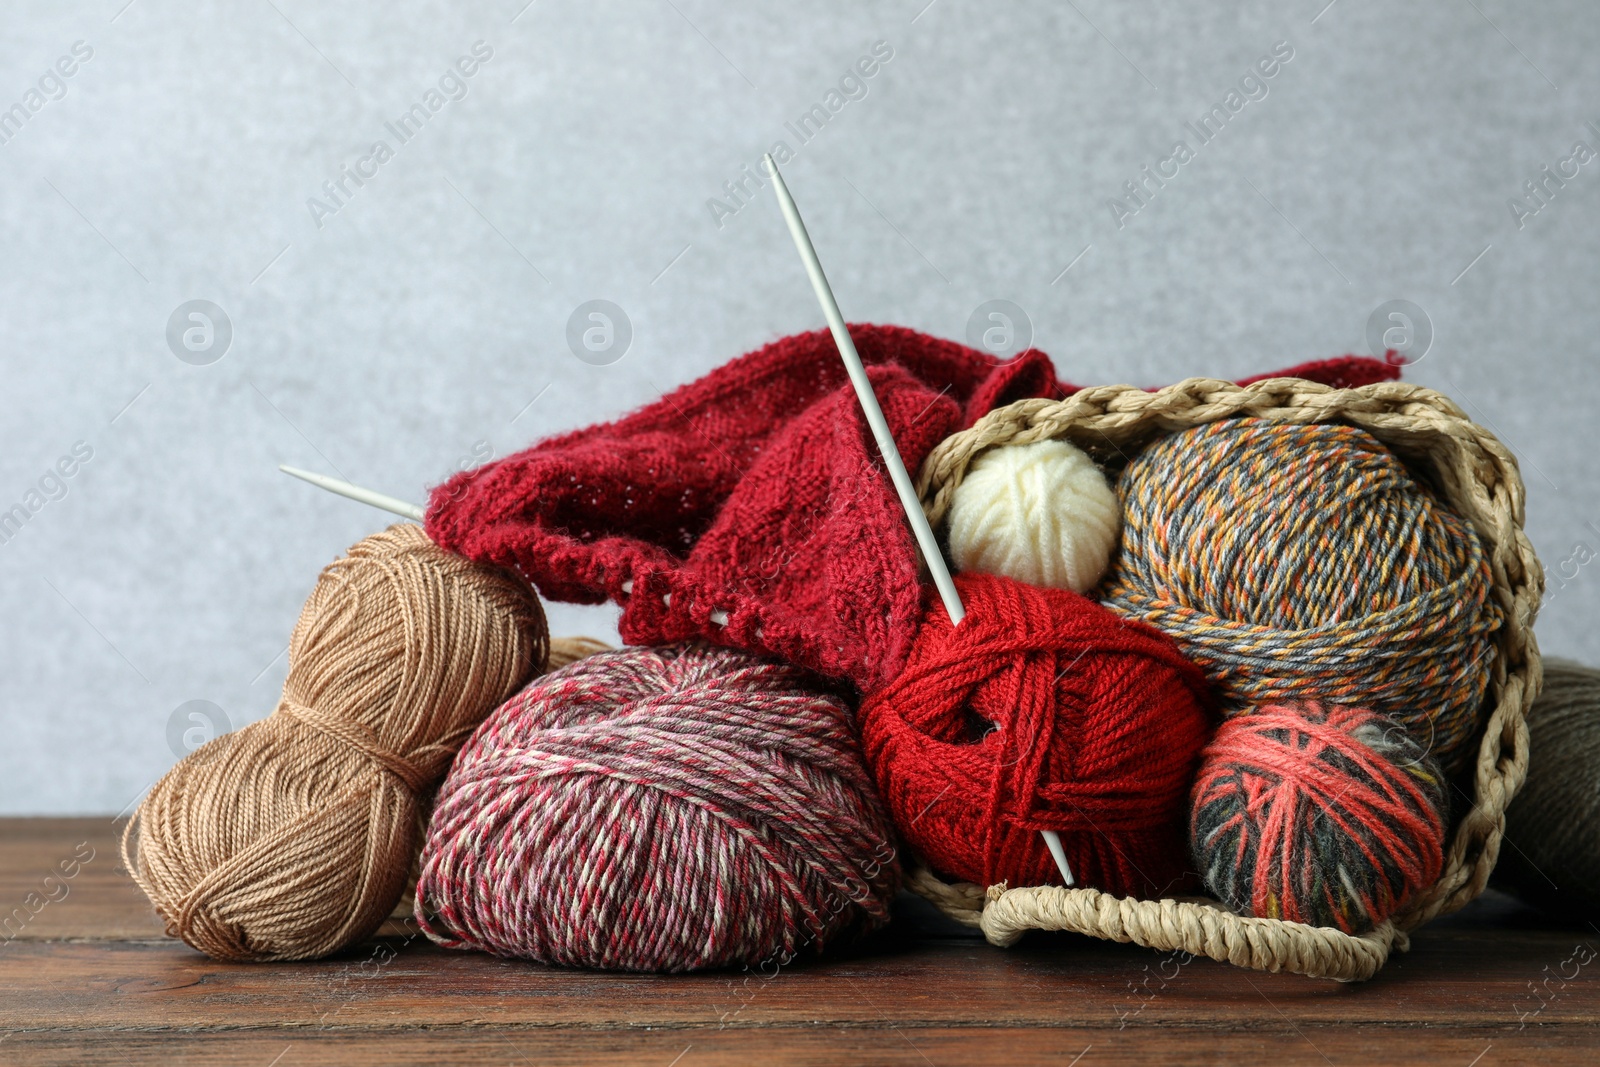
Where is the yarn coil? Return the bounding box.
[1191,701,1448,933]
[416,643,901,973]
[859,572,1212,898]
[914,378,1541,982]
[123,524,547,961]
[946,438,1120,593]
[1496,658,1600,919]
[1102,418,1501,772]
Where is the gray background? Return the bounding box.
[1,0,1595,813]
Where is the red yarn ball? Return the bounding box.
[860,573,1213,897]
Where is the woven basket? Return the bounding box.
[911,376,1544,982]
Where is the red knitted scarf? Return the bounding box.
[426,324,1397,690]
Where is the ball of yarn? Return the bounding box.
[1496,659,1600,920]
[1191,701,1448,933]
[415,643,901,972]
[1103,418,1501,771]
[946,438,1120,594]
[123,524,547,961]
[860,572,1212,897]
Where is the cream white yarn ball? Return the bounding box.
[946,438,1120,593]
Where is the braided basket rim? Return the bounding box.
[911,376,1544,982]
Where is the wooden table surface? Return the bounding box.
[2,818,1596,1066]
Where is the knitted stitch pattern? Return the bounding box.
[428,324,1399,690]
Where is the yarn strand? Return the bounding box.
[860,573,1213,897]
[123,525,547,961]
[1191,701,1448,932]
[1103,418,1501,770]
[416,643,900,972]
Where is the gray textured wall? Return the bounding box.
[2,1,1596,813]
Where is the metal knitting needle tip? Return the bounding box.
[763,155,1074,889]
[279,465,426,522]
[1041,830,1074,887]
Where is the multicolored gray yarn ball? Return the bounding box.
[414,643,901,973]
[1102,418,1501,771]
[1190,701,1449,933]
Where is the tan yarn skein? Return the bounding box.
[123,524,548,962]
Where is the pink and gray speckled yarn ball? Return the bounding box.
[414,643,901,973]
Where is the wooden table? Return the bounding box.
[3,818,1596,1065]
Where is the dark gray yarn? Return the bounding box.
[1495,658,1600,920]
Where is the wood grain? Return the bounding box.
[4,818,1597,1066]
[0,817,162,941]
[3,1026,1597,1067]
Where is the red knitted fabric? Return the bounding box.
[860,573,1214,898]
[427,324,1397,691]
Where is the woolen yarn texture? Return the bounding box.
[1102,418,1500,771]
[1495,658,1600,920]
[946,438,1119,593]
[427,324,1399,693]
[123,524,547,961]
[415,643,901,973]
[859,572,1213,897]
[1190,701,1448,933]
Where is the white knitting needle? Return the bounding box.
[764,157,963,627]
[278,465,733,627]
[764,155,1073,887]
[279,465,426,521]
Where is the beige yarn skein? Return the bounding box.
[122,523,548,962]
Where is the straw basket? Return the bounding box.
[911,376,1544,982]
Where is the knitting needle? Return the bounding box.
[764,155,1073,887]
[278,465,732,627]
[279,465,426,521]
[764,156,964,627]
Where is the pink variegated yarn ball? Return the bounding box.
[414,643,900,972]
